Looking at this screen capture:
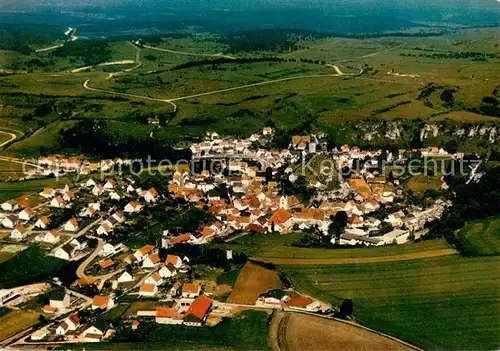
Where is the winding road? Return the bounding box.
[0,131,17,148]
[83,64,356,109]
[83,79,178,112]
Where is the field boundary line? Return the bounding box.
[252,248,458,265]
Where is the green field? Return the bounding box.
[456,217,500,256]
[0,309,40,341]
[281,255,500,350]
[216,232,452,259]
[0,176,72,202]
[4,120,77,158]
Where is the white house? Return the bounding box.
[40,188,56,199]
[92,295,115,310]
[124,201,141,213]
[50,196,65,208]
[10,225,27,241]
[1,200,19,212]
[54,245,74,261]
[97,222,113,236]
[64,217,78,232]
[159,263,177,279]
[142,253,161,268]
[85,178,97,188]
[112,211,125,223]
[81,325,105,342]
[50,291,71,309]
[2,215,18,229]
[181,283,201,298]
[109,191,121,201]
[92,185,105,196]
[42,230,61,244]
[139,283,158,297]
[155,307,183,325]
[134,245,155,262]
[143,188,158,203]
[117,271,133,283]
[64,314,80,330]
[144,272,163,286]
[103,179,116,190]
[34,216,50,229]
[165,255,183,268]
[101,243,116,257]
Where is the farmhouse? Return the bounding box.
[183,295,213,327]
[155,307,183,325]
[139,283,158,297]
[40,188,56,198]
[134,245,155,262]
[182,283,201,298]
[92,295,115,310]
[49,290,70,309]
[165,254,183,268]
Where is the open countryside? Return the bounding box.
[0,1,498,350]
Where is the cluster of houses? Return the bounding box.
[164,128,456,246]
[35,156,131,177]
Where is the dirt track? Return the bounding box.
[270,311,416,351]
[253,248,457,265]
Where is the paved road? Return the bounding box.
[83,79,178,112]
[35,44,63,53]
[51,218,102,255]
[76,237,104,279]
[0,131,17,148]
[0,155,43,169]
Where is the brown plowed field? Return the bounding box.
[271,312,416,351]
[226,262,283,305]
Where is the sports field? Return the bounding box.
[281,255,500,350]
[456,217,500,256]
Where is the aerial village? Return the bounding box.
[0,127,466,346]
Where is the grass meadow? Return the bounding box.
[282,255,500,350]
[456,217,500,256]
